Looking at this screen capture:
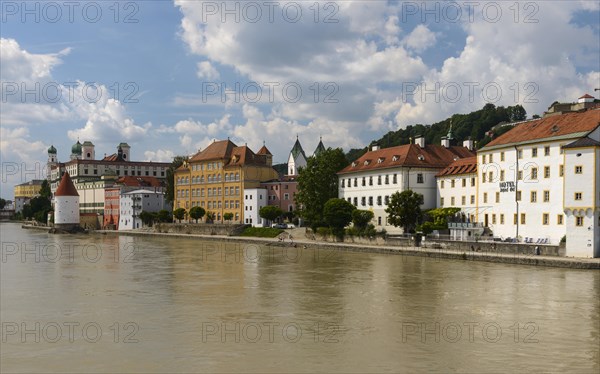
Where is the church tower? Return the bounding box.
[287,136,307,176]
[47,145,57,180]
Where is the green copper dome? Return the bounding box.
[48,145,57,154]
[71,141,82,155]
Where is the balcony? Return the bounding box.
[448,222,483,229]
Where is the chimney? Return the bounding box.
[463,138,475,151]
[441,137,450,148]
[414,135,425,148]
[371,143,380,151]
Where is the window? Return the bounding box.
[521,213,526,225]
[369,176,373,186]
[377,196,382,206]
[557,215,563,225]
[531,167,538,180]
[482,173,487,183]
[384,196,389,205]
[518,171,523,180]
[284,193,289,200]
[461,196,466,205]
[517,149,523,159]
[500,214,504,225]
[544,146,550,156]
[471,178,475,187]
[483,193,487,203]
[451,180,455,188]
[385,175,389,185]
[440,197,444,206]
[488,171,493,182]
[354,178,358,187]
[470,195,475,204]
[576,217,584,227]
[543,190,550,202]
[575,192,582,201]
[377,175,382,185]
[417,174,424,184]
[495,192,500,203]
[462,178,466,187]
[393,174,397,184]
[492,214,496,225]
[516,191,522,201]
[575,166,583,174]
[530,191,537,203]
[489,154,493,163]
[451,197,455,205]
[500,152,505,161]
[544,166,550,178]
[542,213,549,225]
[441,180,445,189]
[353,197,358,206]
[482,155,486,164]
[559,165,564,177]
[341,179,345,188]
[362,177,366,186]
[361,197,366,206]
[368,196,373,206]
[514,214,518,225]
[531,148,537,157]
[500,170,505,181]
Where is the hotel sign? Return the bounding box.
[499,181,515,192]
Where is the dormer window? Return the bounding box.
[392,155,399,162]
[377,158,384,164]
[364,160,370,166]
[417,154,425,161]
[351,162,357,167]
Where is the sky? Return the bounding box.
[1,0,599,199]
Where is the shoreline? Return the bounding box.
[91,228,600,270]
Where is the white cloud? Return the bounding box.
[403,25,437,53]
[144,149,175,162]
[196,61,220,80]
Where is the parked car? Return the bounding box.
[273,223,288,229]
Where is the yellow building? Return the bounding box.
[174,140,278,223]
[14,179,44,213]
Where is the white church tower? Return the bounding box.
[54,172,80,229]
[47,145,57,180]
[287,136,307,176]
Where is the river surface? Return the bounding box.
[1,222,598,373]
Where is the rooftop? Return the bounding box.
[437,156,477,177]
[55,172,79,197]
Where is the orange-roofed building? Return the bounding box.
[174,139,279,223]
[338,134,476,233]
[476,95,599,255]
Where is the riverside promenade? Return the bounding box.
[92,228,600,270]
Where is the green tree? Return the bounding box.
[189,206,206,223]
[173,208,186,223]
[0,198,6,210]
[157,209,171,223]
[223,212,233,222]
[139,211,155,227]
[352,209,374,231]
[426,207,462,227]
[323,198,355,237]
[39,180,51,199]
[259,205,283,225]
[205,211,216,223]
[165,156,187,206]
[385,190,424,233]
[295,148,349,230]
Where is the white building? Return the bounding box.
[436,154,484,240]
[53,172,80,229]
[338,136,475,233]
[119,189,167,230]
[243,188,268,227]
[475,98,599,256]
[563,137,600,257]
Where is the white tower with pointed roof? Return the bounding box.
[287,136,307,176]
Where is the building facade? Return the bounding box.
[119,189,167,230]
[243,188,268,226]
[13,179,44,213]
[338,137,475,233]
[174,139,279,223]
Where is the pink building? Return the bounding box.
[260,176,298,213]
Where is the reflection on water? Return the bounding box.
[1,222,598,373]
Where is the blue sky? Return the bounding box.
[1,1,599,199]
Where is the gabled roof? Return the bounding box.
[580,94,595,99]
[338,144,475,175]
[55,172,79,197]
[102,153,126,162]
[184,139,269,168]
[437,156,477,177]
[290,138,306,160]
[189,139,237,162]
[257,145,272,155]
[483,108,600,150]
[562,137,600,149]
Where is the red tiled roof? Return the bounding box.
[189,140,236,162]
[338,144,475,175]
[257,145,272,155]
[580,94,595,99]
[186,139,269,167]
[115,176,163,187]
[55,172,79,196]
[102,153,125,162]
[437,156,477,177]
[483,108,600,149]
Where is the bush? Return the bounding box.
[316,227,332,236]
[240,227,284,238]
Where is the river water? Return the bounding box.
[1,222,598,373]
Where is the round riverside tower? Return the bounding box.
[54,172,80,229]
